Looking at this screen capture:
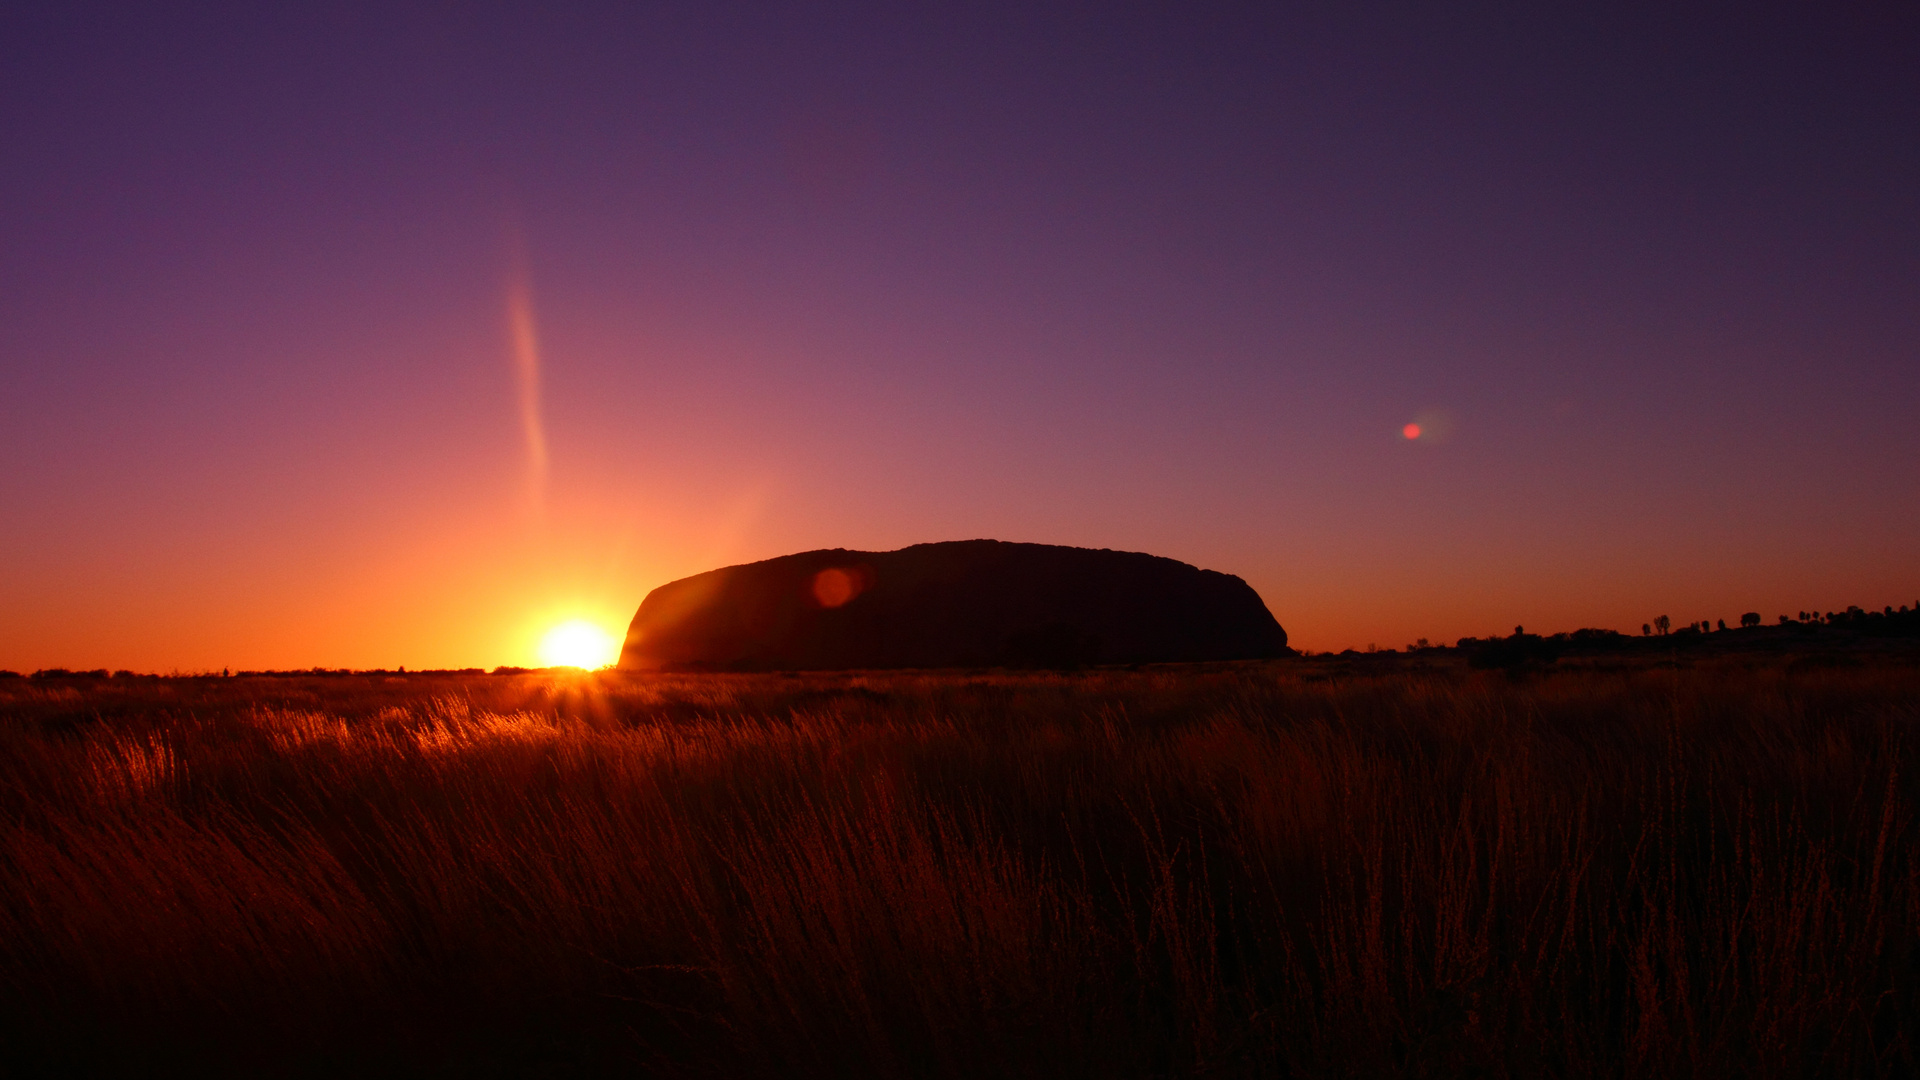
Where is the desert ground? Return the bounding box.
[3,651,1917,1077]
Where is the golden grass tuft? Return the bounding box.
[1,659,1916,1076]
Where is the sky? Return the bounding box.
[2,2,1916,670]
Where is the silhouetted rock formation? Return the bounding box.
[618,540,1290,670]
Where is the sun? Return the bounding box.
[538,619,620,669]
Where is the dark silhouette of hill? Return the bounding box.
[617,539,1290,670]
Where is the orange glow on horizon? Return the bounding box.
[537,619,620,669]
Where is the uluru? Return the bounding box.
[617,539,1290,670]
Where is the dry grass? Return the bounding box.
[1,658,1916,1077]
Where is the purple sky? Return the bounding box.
[3,3,1916,669]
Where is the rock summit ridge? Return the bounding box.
[618,539,1289,670]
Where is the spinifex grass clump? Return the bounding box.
[1,661,1915,1077]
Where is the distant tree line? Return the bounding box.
[1435,600,1919,672]
[1632,603,1920,638]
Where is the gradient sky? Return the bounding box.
[3,2,1916,670]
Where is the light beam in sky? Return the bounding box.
[507,273,548,508]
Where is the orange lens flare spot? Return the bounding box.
[1402,423,1422,440]
[538,620,619,668]
[810,566,870,608]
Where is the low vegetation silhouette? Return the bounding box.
[3,640,1917,1076]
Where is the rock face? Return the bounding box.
[618,539,1289,670]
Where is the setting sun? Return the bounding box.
[538,619,620,669]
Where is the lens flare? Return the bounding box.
[538,620,618,669]
[507,272,548,509]
[811,566,872,608]
[1401,407,1455,443]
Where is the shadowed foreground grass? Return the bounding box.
[2,658,1916,1077]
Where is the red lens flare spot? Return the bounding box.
[1402,423,1422,440]
[810,566,871,608]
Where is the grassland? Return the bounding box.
[2,655,1917,1077]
